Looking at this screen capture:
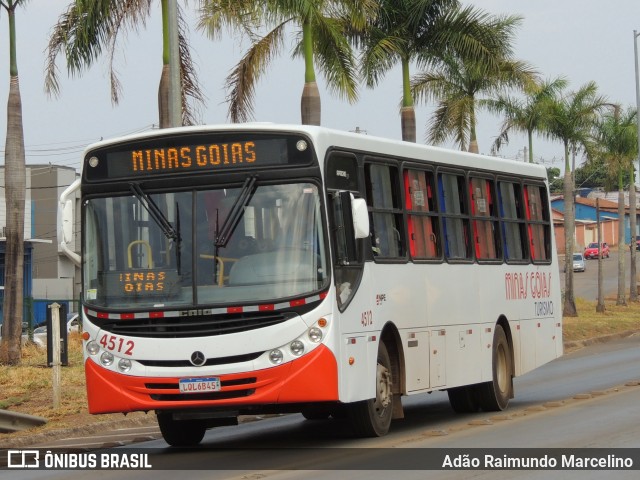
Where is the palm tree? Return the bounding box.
[411,53,537,153]
[545,81,609,316]
[206,0,377,125]
[592,106,638,305]
[45,0,207,127]
[486,76,568,162]
[0,0,27,366]
[359,0,521,142]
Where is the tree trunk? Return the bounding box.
[562,169,577,316]
[468,103,479,153]
[158,64,171,129]
[401,107,416,143]
[301,81,320,126]
[0,76,26,365]
[617,185,627,305]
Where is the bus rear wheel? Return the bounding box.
[476,325,512,411]
[347,342,394,437]
[157,412,206,447]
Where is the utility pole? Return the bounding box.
[630,30,640,300]
[596,199,605,312]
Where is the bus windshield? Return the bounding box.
[83,182,329,310]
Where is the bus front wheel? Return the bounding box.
[157,412,206,447]
[347,342,394,437]
[476,325,512,411]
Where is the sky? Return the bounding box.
[0,0,639,174]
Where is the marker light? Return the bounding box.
[289,340,305,356]
[100,351,114,366]
[269,349,284,365]
[118,358,132,373]
[86,341,100,356]
[308,327,323,343]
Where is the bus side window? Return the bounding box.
[404,169,440,259]
[469,177,501,261]
[498,180,528,262]
[524,184,551,262]
[438,171,471,260]
[365,162,405,259]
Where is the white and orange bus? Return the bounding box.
[60,124,562,446]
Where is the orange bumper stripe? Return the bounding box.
[85,344,338,414]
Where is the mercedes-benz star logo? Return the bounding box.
[190,351,206,367]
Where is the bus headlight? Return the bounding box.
[308,327,323,343]
[269,349,284,365]
[100,351,114,366]
[86,341,100,356]
[289,340,305,356]
[118,358,132,373]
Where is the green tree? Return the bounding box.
[547,167,563,193]
[207,0,377,125]
[411,53,536,153]
[573,156,622,191]
[545,81,609,316]
[0,0,27,365]
[45,0,207,127]
[592,106,638,304]
[359,0,519,142]
[486,76,567,162]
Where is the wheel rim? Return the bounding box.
[374,362,392,416]
[496,343,508,394]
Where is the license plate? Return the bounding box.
[178,377,221,394]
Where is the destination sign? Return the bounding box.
[84,133,314,181]
[102,269,180,298]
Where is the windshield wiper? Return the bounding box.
[215,175,257,247]
[129,183,180,243]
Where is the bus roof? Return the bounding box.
[83,123,548,180]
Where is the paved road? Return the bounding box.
[6,335,638,479]
[561,249,640,300]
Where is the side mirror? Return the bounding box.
[58,178,81,267]
[62,200,74,244]
[350,195,369,239]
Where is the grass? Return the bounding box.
[1,300,639,444]
[563,298,640,342]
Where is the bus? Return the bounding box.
[59,124,562,446]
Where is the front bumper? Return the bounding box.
[85,344,339,414]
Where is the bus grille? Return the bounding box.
[145,377,257,401]
[95,312,294,338]
[138,352,262,368]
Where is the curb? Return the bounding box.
[563,330,639,352]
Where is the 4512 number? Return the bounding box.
[360,310,373,327]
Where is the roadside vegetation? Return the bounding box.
[1,299,639,445]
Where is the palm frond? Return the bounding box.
[44,0,153,103]
[225,20,289,123]
[311,14,359,102]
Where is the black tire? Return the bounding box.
[157,412,206,447]
[447,385,480,413]
[347,342,394,437]
[476,325,512,411]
